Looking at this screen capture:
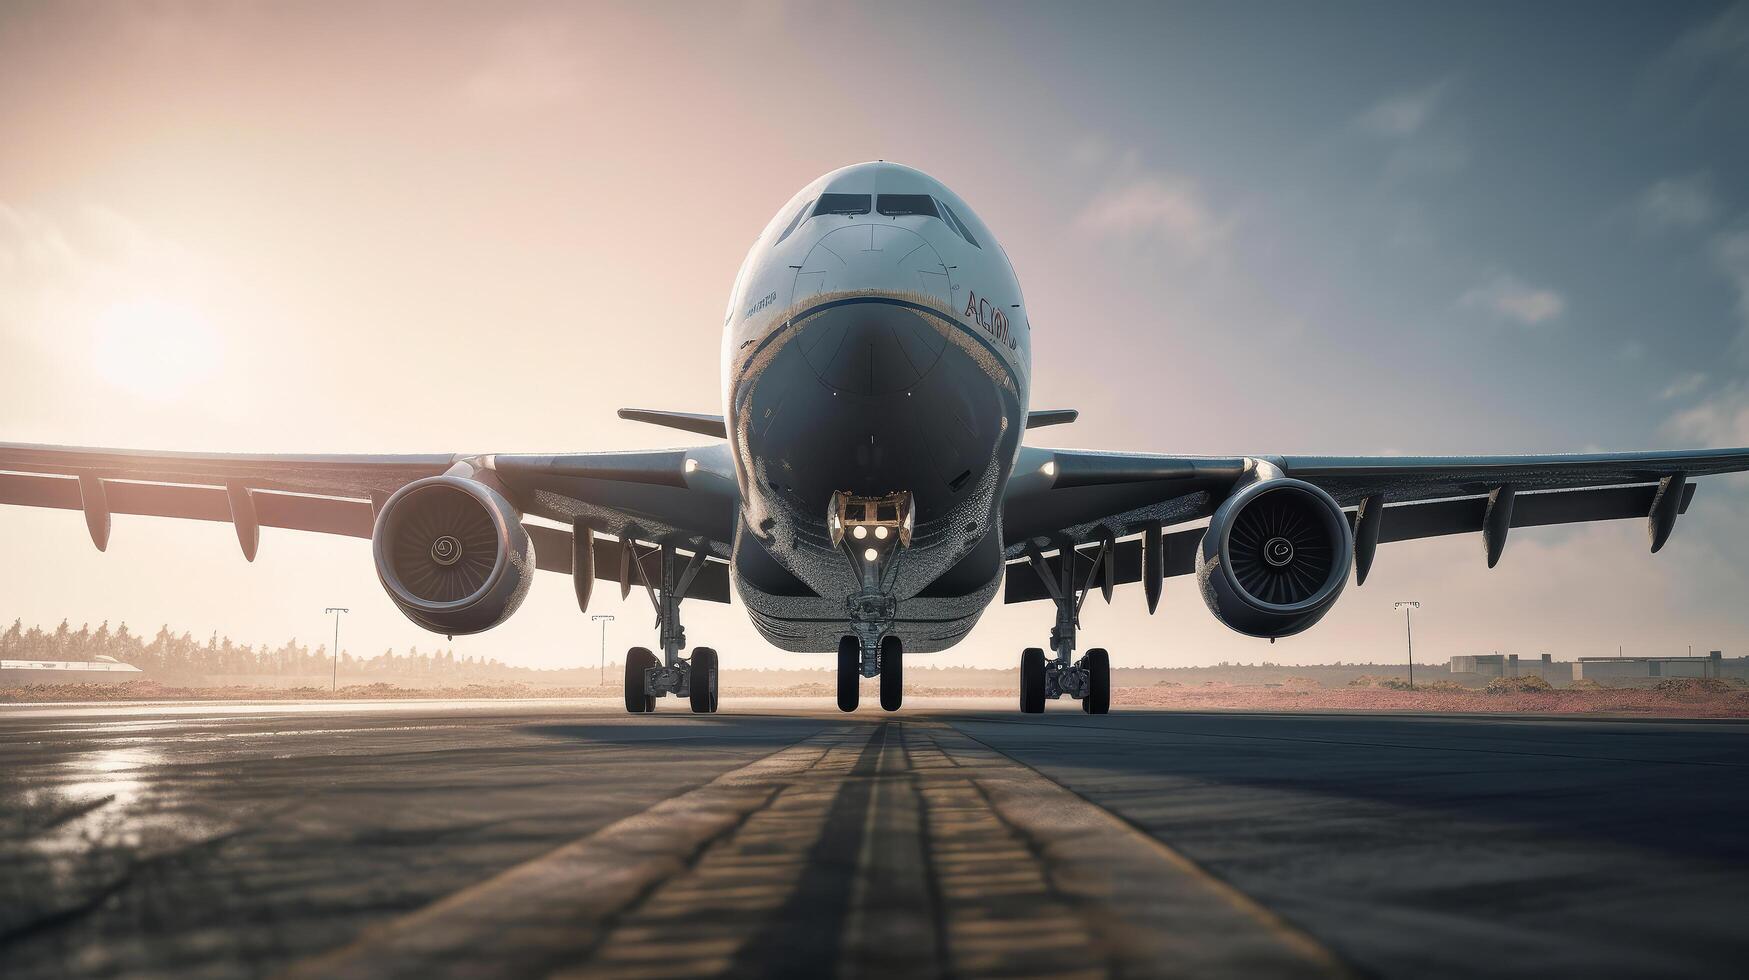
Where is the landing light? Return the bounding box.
[863,548,878,562]
[874,526,889,540]
[853,525,867,539]
[684,458,699,474]
[1041,460,1057,477]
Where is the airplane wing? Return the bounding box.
[0,441,740,602]
[1000,445,1749,603]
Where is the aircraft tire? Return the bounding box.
[879,634,903,712]
[1081,647,1110,714]
[837,636,860,712]
[625,647,657,713]
[689,647,719,714]
[1020,647,1047,714]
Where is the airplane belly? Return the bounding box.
[736,580,999,654]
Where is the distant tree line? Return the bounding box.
[0,619,529,682]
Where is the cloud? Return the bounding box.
[0,202,218,363]
[0,201,227,427]
[0,204,77,336]
[462,20,585,110]
[1073,173,1226,258]
[1666,382,1749,445]
[1068,134,1112,169]
[1637,5,1749,133]
[1355,79,1453,138]
[1459,274,1565,326]
[1633,174,1719,233]
[0,203,203,346]
[1712,227,1749,351]
[1665,4,1749,80]
[1660,371,1709,400]
[1382,137,1472,182]
[1354,79,1469,181]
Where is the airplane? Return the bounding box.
[5,160,1747,715]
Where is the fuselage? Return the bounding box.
[721,162,1031,652]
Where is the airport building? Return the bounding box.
[0,656,144,685]
[1450,651,1743,682]
[1573,652,1724,681]
[1448,653,1554,678]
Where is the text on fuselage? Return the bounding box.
[963,292,1018,350]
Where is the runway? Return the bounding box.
[1,699,1745,978]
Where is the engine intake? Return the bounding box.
[1197,477,1351,638]
[372,475,534,635]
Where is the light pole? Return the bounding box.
[1394,602,1420,688]
[325,607,349,692]
[591,614,615,686]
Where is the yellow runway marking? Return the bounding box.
[282,720,1350,979]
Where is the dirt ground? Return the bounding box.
[5,677,1747,717]
[1117,677,1749,718]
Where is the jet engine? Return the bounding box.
[372,475,535,635]
[1196,478,1352,638]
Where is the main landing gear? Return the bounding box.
[620,539,720,714]
[1018,539,1114,714]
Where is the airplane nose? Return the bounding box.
[792,225,954,396]
[797,298,949,396]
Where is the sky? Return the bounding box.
[3,1,1749,671]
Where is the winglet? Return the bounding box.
[618,409,727,439]
[1025,409,1078,429]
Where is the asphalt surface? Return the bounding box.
[1,698,1745,978]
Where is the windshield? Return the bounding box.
[813,193,872,216]
[876,194,938,218]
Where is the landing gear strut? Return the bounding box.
[1019,538,1113,714]
[620,538,719,714]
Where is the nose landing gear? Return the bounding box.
[830,490,914,713]
[1018,539,1114,714]
[837,633,903,713]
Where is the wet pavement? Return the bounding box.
[1,699,1745,978]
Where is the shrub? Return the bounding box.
[1484,675,1554,694]
[1348,674,1412,690]
[1420,680,1466,692]
[1653,677,1739,697]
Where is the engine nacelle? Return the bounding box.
[372,475,535,635]
[1196,477,1352,638]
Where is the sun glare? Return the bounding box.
[91,298,223,401]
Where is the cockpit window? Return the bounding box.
[938,201,980,248]
[773,198,814,245]
[813,193,872,216]
[876,194,938,218]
